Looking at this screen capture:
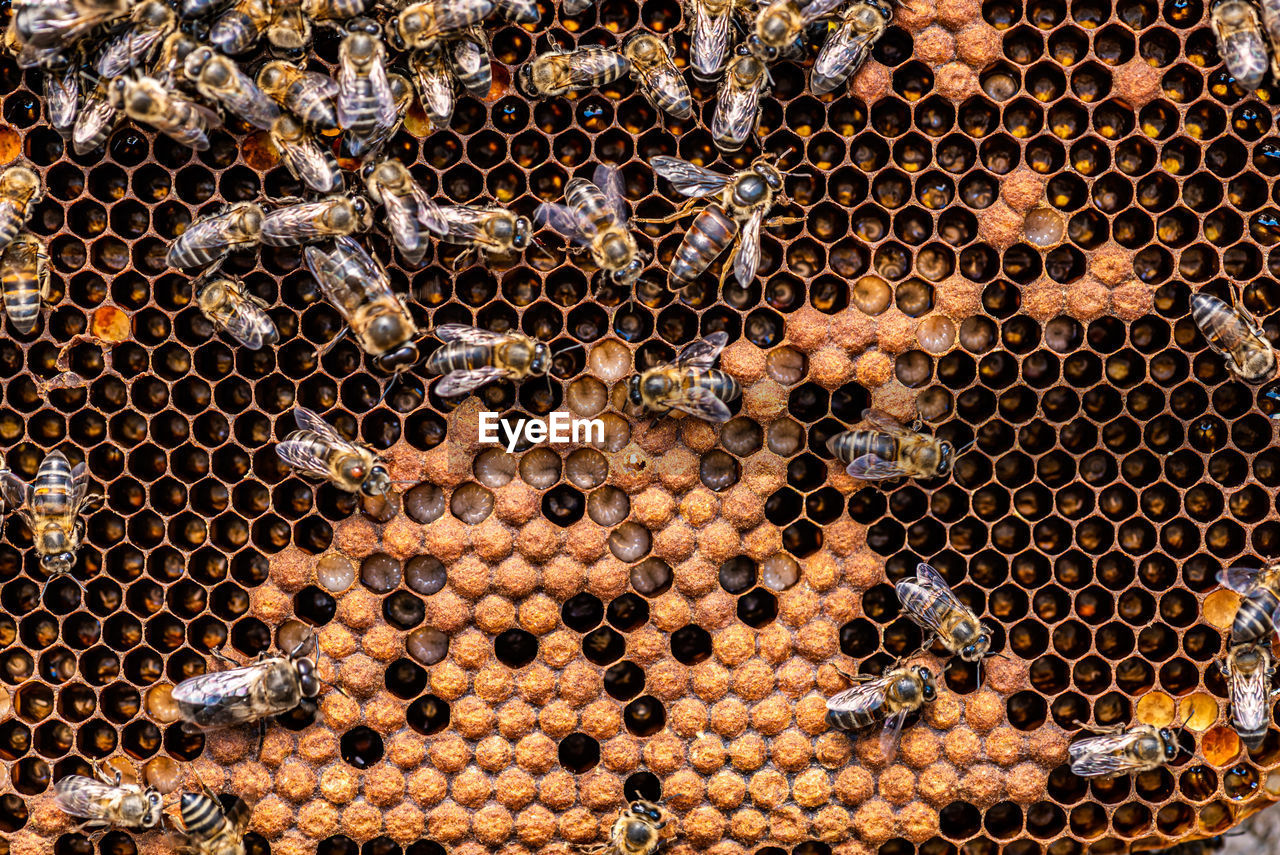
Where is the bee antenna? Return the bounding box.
[554,339,585,355]
[320,676,351,699]
[953,437,977,456]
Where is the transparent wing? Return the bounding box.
[70,460,90,508]
[664,385,733,422]
[275,134,338,194]
[535,202,590,245]
[676,331,728,369]
[0,470,29,511]
[896,563,969,636]
[215,68,281,130]
[650,156,730,198]
[217,305,273,349]
[276,433,335,480]
[594,164,628,225]
[433,324,510,345]
[812,25,879,91]
[1230,653,1271,733]
[826,674,893,714]
[846,454,910,480]
[291,406,343,442]
[861,407,913,437]
[260,201,343,246]
[879,708,908,763]
[54,776,120,820]
[369,57,400,129]
[732,205,764,286]
[690,2,732,76]
[436,206,503,248]
[171,664,272,729]
[1068,732,1148,777]
[800,0,846,22]
[1219,567,1262,594]
[434,366,506,397]
[383,182,446,265]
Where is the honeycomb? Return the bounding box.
[4,0,1280,852]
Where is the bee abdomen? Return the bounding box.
[1232,588,1280,644]
[0,208,24,255]
[1238,721,1269,749]
[2,268,41,334]
[672,205,736,285]
[425,342,492,375]
[180,793,225,839]
[829,430,897,463]
[690,370,741,402]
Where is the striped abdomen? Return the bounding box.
[425,342,495,376]
[1233,586,1280,645]
[0,203,29,257]
[1,237,44,333]
[672,205,736,285]
[686,369,740,403]
[565,179,617,233]
[826,691,886,731]
[180,792,230,841]
[32,455,74,517]
[829,430,898,464]
[287,79,339,129]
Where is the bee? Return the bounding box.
[1191,290,1278,383]
[44,63,80,141]
[493,0,539,23]
[747,0,846,61]
[1262,0,1280,80]
[411,47,457,128]
[516,45,631,98]
[151,30,198,84]
[0,164,43,257]
[1217,563,1280,646]
[304,236,421,373]
[563,0,595,12]
[269,114,342,194]
[54,765,163,832]
[0,232,50,335]
[172,633,325,733]
[337,17,397,156]
[825,662,938,759]
[896,562,993,663]
[7,0,130,68]
[177,784,249,855]
[257,60,341,130]
[1211,0,1270,92]
[1068,723,1181,778]
[583,801,667,855]
[623,33,692,119]
[209,0,274,55]
[628,332,741,422]
[181,0,236,18]
[277,406,392,495]
[302,0,368,25]
[94,0,175,78]
[447,27,493,99]
[359,72,413,158]
[362,158,447,266]
[72,78,121,156]
[713,48,770,151]
[811,0,892,94]
[110,75,221,152]
[827,408,959,480]
[433,204,534,267]
[167,203,263,271]
[194,271,279,350]
[536,164,644,289]
[386,0,496,51]
[182,45,280,131]
[686,0,735,80]
[425,324,551,397]
[1221,642,1276,751]
[643,153,800,289]
[267,0,312,50]
[0,450,100,581]
[261,195,373,247]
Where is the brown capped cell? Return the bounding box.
[365,765,407,807]
[516,804,557,847]
[680,488,721,527]
[965,690,1005,733]
[1066,279,1112,321]
[690,733,728,773]
[644,731,688,774]
[823,588,860,623]
[896,0,936,28]
[742,377,789,421]
[601,733,643,771]
[653,447,699,492]
[916,763,959,808]
[852,799,895,846]
[559,806,599,843]
[1020,281,1065,322]
[854,349,893,388]
[1028,725,1071,766]
[960,763,1005,807]
[539,699,579,737]
[628,625,666,664]
[495,768,537,809]
[758,625,793,667]
[385,803,427,845]
[976,201,1025,250]
[430,661,471,700]
[1002,169,1048,214]
[852,61,892,105]
[683,805,728,847]
[694,661,734,701]
[1114,56,1161,107]
[335,516,379,559]
[778,587,821,629]
[786,306,834,353]
[246,801,298,841]
[275,760,316,803]
[728,807,768,843]
[517,667,556,706]
[207,728,251,765]
[772,728,815,771]
[474,804,516,845]
[474,594,517,634]
[748,769,791,810]
[815,731,855,768]
[250,583,292,625]
[721,486,765,529]
[297,798,341,839]
[809,346,854,390]
[636,420,681,455]
[429,734,473,773]
[793,620,839,665]
[428,801,471,843]
[720,340,767,385]
[742,524,783,562]
[898,726,942,769]
[300,729,339,764]
[956,22,1001,65]
[336,586,382,631]
[497,699,538,740]
[793,767,833,809]
[935,61,979,100]
[880,764,918,805]
[1112,282,1155,321]
[539,769,579,811]
[708,769,748,809]
[387,731,427,769]
[1007,762,1049,803]
[632,486,676,528]
[664,768,706,810]
[732,659,776,701]
[984,726,1025,766]
[645,658,688,701]
[493,480,540,525]
[914,25,956,63]
[515,732,558,774]
[472,519,515,563]
[454,768,495,806]
[580,699,623,739]
[381,515,424,559]
[944,727,983,766]
[897,802,940,844]
[835,765,875,805]
[925,692,963,730]
[407,767,448,806]
[728,733,768,771]
[680,419,718,454]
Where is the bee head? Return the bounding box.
[628,374,644,407]
[349,196,374,229]
[530,342,552,375]
[753,160,784,191]
[629,800,664,824]
[384,17,407,52]
[182,45,212,76]
[512,216,533,249]
[611,257,644,286]
[962,625,993,662]
[142,790,163,828]
[917,666,937,700]
[362,463,391,497]
[935,440,956,474]
[747,32,780,61]
[1159,728,1179,759]
[294,655,321,697]
[41,551,74,576]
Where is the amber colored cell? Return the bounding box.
[1203,589,1243,630]
[1202,725,1242,766]
[1137,691,1177,727]
[1181,693,1220,733]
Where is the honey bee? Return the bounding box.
[45,63,80,140]
[583,801,667,855]
[0,164,43,257]
[193,271,280,350]
[426,324,551,397]
[304,236,421,373]
[1216,562,1280,646]
[1068,723,1181,778]
[747,0,845,60]
[386,0,496,52]
[54,765,163,832]
[1,450,100,581]
[167,203,264,271]
[686,0,735,79]
[825,662,938,759]
[628,332,741,422]
[269,114,343,194]
[896,562,993,663]
[267,0,312,50]
[643,153,800,289]
[7,0,131,68]
[172,633,325,732]
[261,195,373,247]
[411,47,457,128]
[447,27,493,98]
[362,158,447,266]
[1261,0,1280,80]
[1191,289,1278,383]
[536,164,644,289]
[1,232,50,335]
[110,75,221,152]
[493,0,539,23]
[277,406,392,495]
[72,78,121,155]
[151,30,198,84]
[623,33,692,119]
[182,45,280,131]
[256,60,341,130]
[1211,0,1270,92]
[433,203,534,266]
[713,48,770,151]
[94,0,175,78]
[209,0,274,55]
[302,0,368,25]
[516,45,631,97]
[181,0,236,18]
[827,408,959,480]
[337,18,397,156]
[1221,642,1276,750]
[177,784,249,855]
[360,71,414,157]
[811,0,891,94]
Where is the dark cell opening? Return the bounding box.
[495,628,539,668]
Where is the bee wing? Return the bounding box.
[800,0,845,22]
[845,454,911,480]
[861,407,913,437]
[433,324,509,345]
[1068,732,1148,777]
[276,431,336,480]
[215,67,281,130]
[650,156,730,198]
[879,708,908,763]
[897,562,970,633]
[305,239,388,321]
[827,673,893,713]
[434,366,507,397]
[593,164,628,226]
[435,206,502,248]
[394,177,448,247]
[70,460,90,507]
[690,2,732,76]
[0,469,30,511]
[54,775,119,820]
[171,664,274,729]
[291,406,343,443]
[1219,566,1262,594]
[732,205,764,286]
[675,331,729,369]
[260,201,339,246]
[664,385,733,423]
[812,24,878,91]
[217,306,274,349]
[45,68,80,134]
[534,202,591,245]
[1230,651,1271,730]
[274,132,339,194]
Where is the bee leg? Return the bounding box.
[315,325,349,358]
[634,197,702,225]
[764,215,804,228]
[450,248,476,271]
[209,645,240,668]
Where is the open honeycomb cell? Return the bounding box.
[2,0,1280,850]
